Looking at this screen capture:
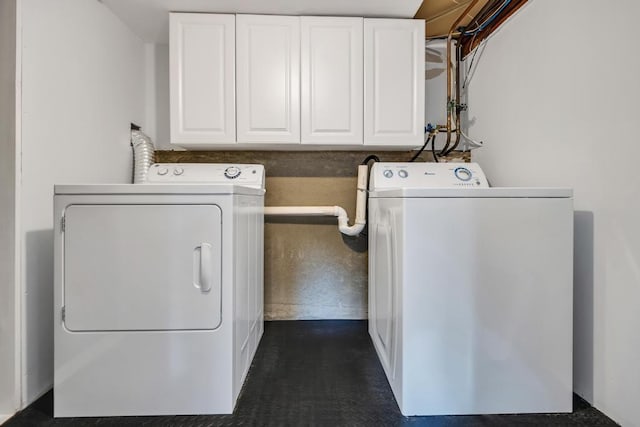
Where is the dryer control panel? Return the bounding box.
[145,163,265,189]
[370,162,489,190]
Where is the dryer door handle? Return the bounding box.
[194,243,213,293]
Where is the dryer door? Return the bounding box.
[63,204,222,331]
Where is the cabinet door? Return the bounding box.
[301,17,363,145]
[236,15,300,143]
[170,13,236,145]
[364,19,425,146]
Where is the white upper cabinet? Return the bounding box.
[169,13,425,149]
[170,13,236,145]
[236,15,300,144]
[364,19,425,146]
[301,17,363,145]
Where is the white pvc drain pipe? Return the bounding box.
[264,165,368,237]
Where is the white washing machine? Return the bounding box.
[368,162,573,416]
[54,163,265,417]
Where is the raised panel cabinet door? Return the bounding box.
[364,19,425,146]
[301,17,363,145]
[170,13,236,145]
[236,15,300,143]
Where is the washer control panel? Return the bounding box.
[145,163,265,189]
[370,162,489,190]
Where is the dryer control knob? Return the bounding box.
[383,170,394,178]
[398,170,409,178]
[157,167,169,176]
[224,166,241,179]
[173,167,184,176]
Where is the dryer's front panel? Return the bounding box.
[63,204,222,331]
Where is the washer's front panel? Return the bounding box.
[63,204,222,331]
[400,196,573,415]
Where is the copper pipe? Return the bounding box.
[444,0,482,154]
[443,40,463,155]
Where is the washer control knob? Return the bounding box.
[157,167,169,176]
[398,170,409,178]
[224,166,241,179]
[454,167,472,182]
[383,170,394,178]
[173,167,184,176]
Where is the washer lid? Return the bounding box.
[369,187,573,198]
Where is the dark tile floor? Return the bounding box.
[5,321,618,426]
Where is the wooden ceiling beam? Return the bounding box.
[413,0,529,57]
[414,0,491,38]
[459,0,528,57]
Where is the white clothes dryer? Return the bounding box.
[368,162,573,416]
[54,164,265,417]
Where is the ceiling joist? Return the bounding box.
[414,0,528,57]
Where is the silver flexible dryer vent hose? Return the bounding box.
[131,129,155,183]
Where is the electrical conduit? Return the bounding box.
[264,165,368,237]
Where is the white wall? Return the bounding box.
[0,0,18,420]
[466,1,640,426]
[144,43,171,149]
[20,0,146,405]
